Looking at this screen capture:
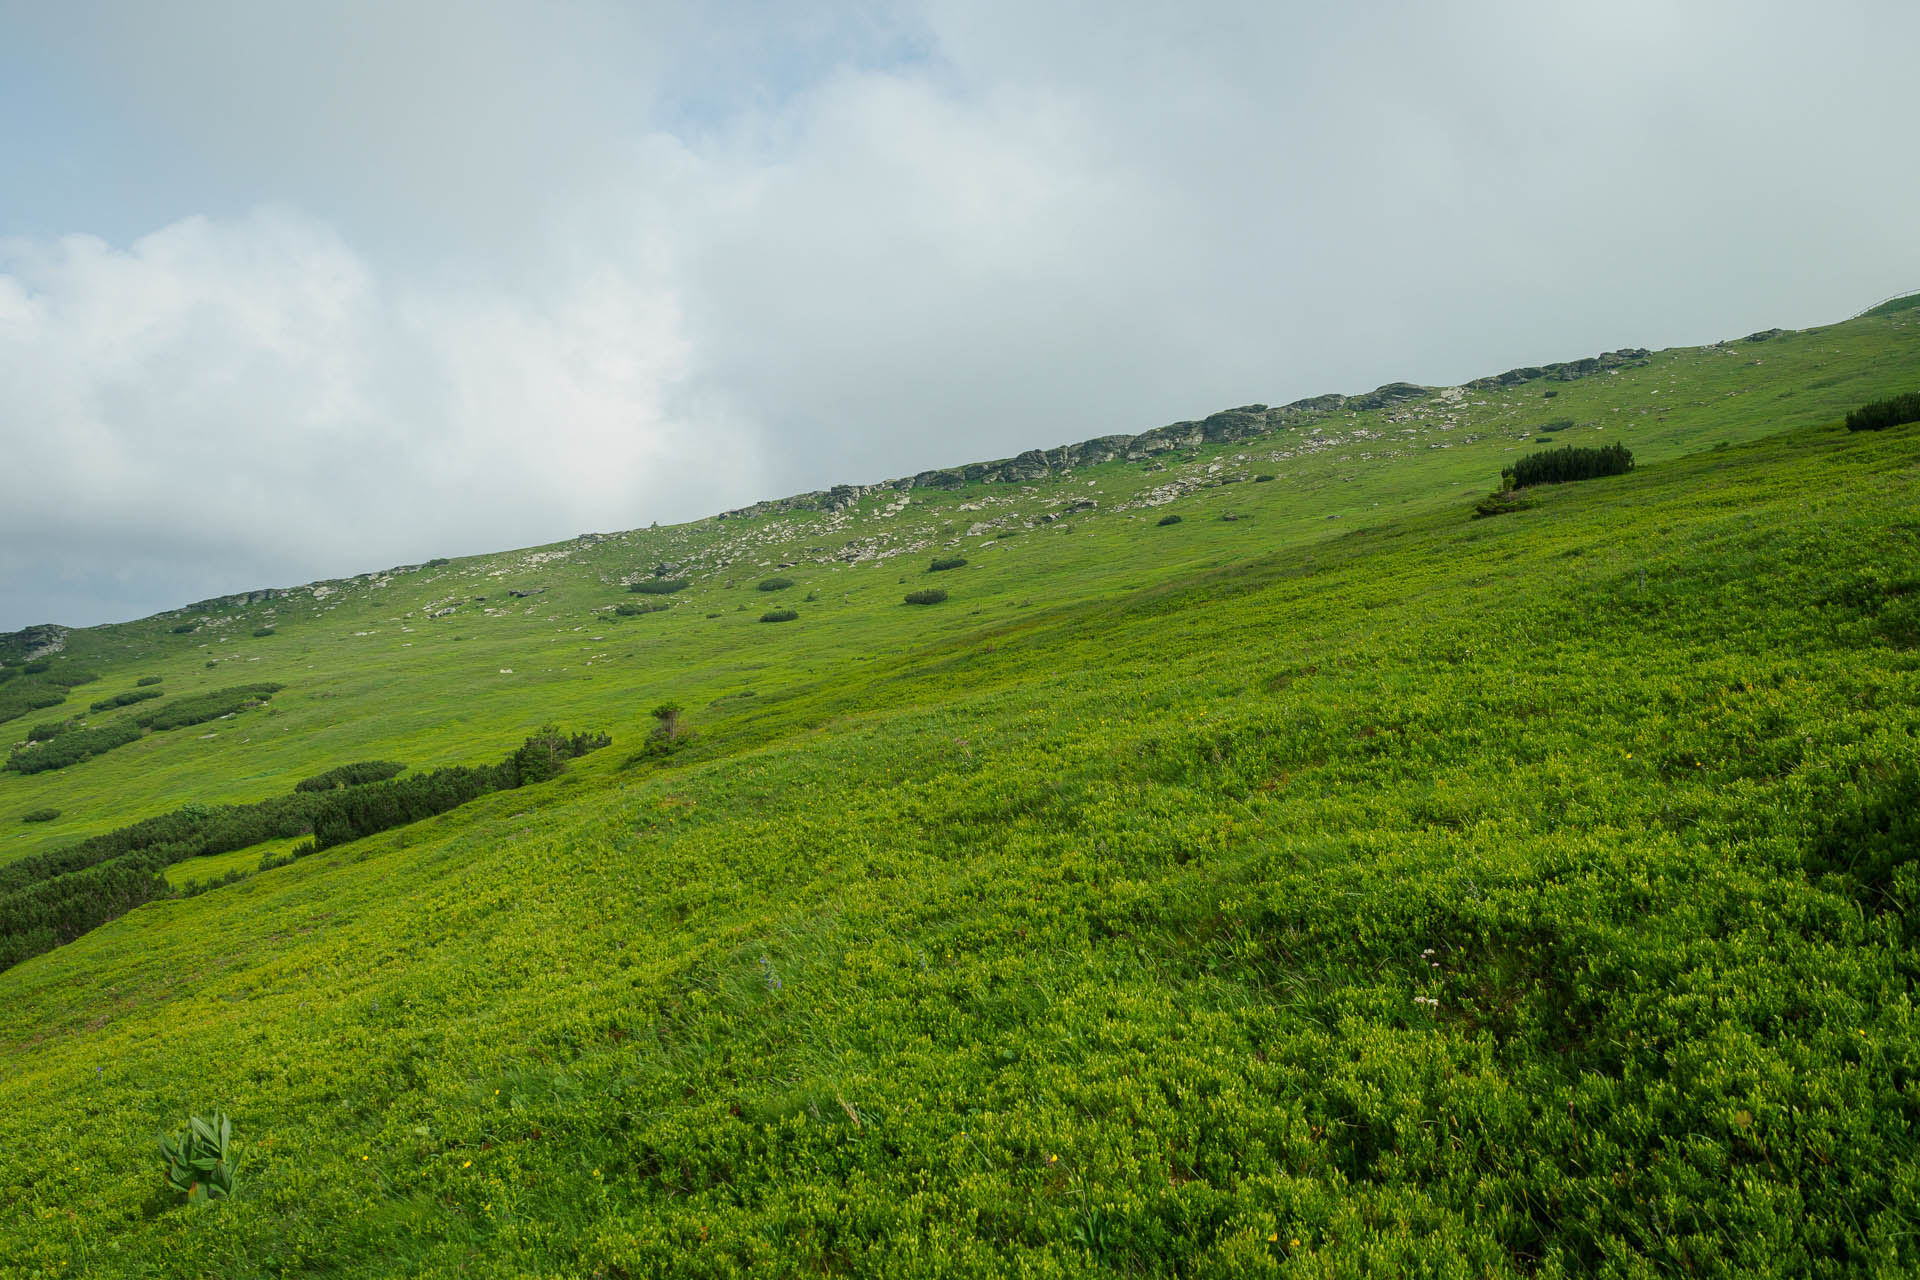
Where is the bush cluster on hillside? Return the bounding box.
[89,688,163,713]
[0,728,612,971]
[136,676,163,687]
[630,578,689,594]
[1472,490,1541,519]
[0,685,66,727]
[5,720,143,774]
[904,588,948,605]
[615,601,671,617]
[20,809,58,824]
[929,557,967,572]
[1158,513,1183,526]
[1846,390,1920,432]
[135,684,283,732]
[294,761,406,793]
[760,609,799,623]
[1503,443,1634,488]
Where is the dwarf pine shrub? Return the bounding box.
[1846,390,1920,432]
[1158,514,1183,526]
[761,609,799,623]
[294,761,406,793]
[929,557,967,572]
[904,588,948,605]
[631,578,688,594]
[1502,443,1633,488]
[758,577,795,592]
[89,688,163,712]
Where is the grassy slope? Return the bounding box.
[1,310,1918,1276]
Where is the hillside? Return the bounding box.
[2,302,1919,1276]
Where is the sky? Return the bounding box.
[2,1,1917,631]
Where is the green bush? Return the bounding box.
[251,627,276,638]
[631,578,688,594]
[757,578,795,592]
[1473,490,1541,518]
[20,809,58,824]
[294,761,406,793]
[638,702,693,758]
[1253,474,1276,483]
[0,685,66,726]
[5,719,144,773]
[136,676,163,687]
[24,720,70,743]
[21,660,49,675]
[1538,418,1574,433]
[1845,390,1920,432]
[136,684,284,732]
[615,601,670,616]
[158,1112,240,1203]
[1502,443,1633,488]
[1157,514,1183,526]
[904,588,948,605]
[42,668,98,688]
[89,688,163,712]
[760,609,799,623]
[929,557,967,572]
[170,624,196,634]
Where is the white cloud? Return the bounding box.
[0,208,760,624]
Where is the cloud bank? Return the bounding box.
[3,1,1918,628]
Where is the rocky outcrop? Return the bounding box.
[180,587,286,613]
[1463,349,1650,391]
[0,624,67,662]
[702,344,1658,524]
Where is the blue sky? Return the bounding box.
[3,0,1919,630]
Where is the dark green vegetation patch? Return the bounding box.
[756,577,794,592]
[4,720,142,774]
[0,730,608,971]
[88,688,163,713]
[135,676,163,687]
[928,556,967,571]
[1157,512,1183,525]
[134,683,283,732]
[903,588,948,605]
[19,809,58,824]
[0,685,69,727]
[759,608,799,623]
[1846,389,1920,432]
[1503,441,1634,488]
[630,577,689,594]
[294,761,407,793]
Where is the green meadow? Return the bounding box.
[2,305,1918,1276]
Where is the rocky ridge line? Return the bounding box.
[716,348,1650,520]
